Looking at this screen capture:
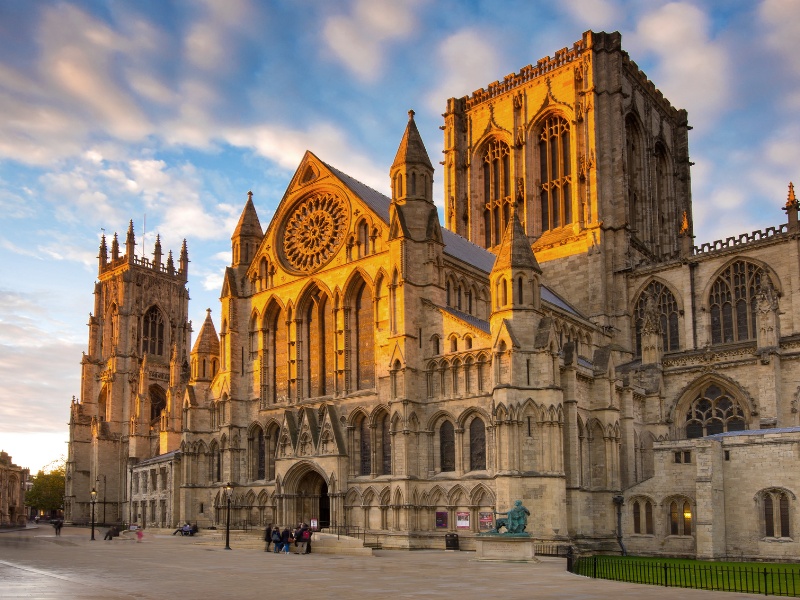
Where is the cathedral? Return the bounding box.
[66,30,800,560]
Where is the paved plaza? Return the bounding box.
[0,525,761,599]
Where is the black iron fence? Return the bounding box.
[571,555,800,596]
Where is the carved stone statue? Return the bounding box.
[488,500,531,535]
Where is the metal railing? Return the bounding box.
[571,555,800,596]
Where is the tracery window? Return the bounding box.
[481,139,512,248]
[262,306,288,404]
[469,418,486,471]
[440,421,455,472]
[634,281,680,355]
[305,293,334,398]
[143,307,165,356]
[763,489,791,538]
[251,428,265,480]
[709,261,768,344]
[539,115,572,232]
[684,383,746,438]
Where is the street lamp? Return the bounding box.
[223,483,233,550]
[90,488,97,541]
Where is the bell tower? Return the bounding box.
[65,222,191,526]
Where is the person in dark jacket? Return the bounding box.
[271,527,281,553]
[264,523,273,552]
[280,526,291,554]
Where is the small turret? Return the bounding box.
[490,208,541,313]
[231,191,263,268]
[179,239,189,281]
[784,182,798,234]
[390,109,434,205]
[190,308,220,382]
[111,233,120,261]
[125,220,135,263]
[153,234,163,270]
[98,234,108,274]
[167,250,175,275]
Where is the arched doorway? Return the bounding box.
[294,470,330,528]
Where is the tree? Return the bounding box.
[26,459,65,515]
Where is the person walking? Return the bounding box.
[296,523,310,555]
[52,519,63,536]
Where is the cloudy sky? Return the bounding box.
[1,0,798,473]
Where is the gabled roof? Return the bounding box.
[440,305,490,333]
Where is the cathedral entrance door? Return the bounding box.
[294,471,329,528]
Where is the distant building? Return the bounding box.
[0,452,29,526]
[66,30,800,560]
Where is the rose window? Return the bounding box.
[281,193,348,273]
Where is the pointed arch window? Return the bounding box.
[763,490,791,538]
[358,417,371,476]
[634,281,680,355]
[149,385,166,424]
[251,428,266,480]
[263,307,289,404]
[539,115,572,232]
[353,281,375,390]
[469,418,486,471]
[669,500,692,536]
[143,307,165,356]
[633,500,654,534]
[482,139,512,248]
[684,383,746,438]
[380,414,391,475]
[440,421,455,472]
[710,261,769,344]
[305,293,334,398]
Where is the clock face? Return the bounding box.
[280,192,349,273]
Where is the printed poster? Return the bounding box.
[479,512,494,530]
[435,511,448,528]
[456,511,470,529]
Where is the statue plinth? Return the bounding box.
[475,534,538,563]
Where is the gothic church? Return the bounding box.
[66,31,800,560]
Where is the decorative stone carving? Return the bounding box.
[280,193,348,273]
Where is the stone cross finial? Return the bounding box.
[408,109,415,120]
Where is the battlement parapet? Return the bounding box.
[100,254,186,279]
[462,37,587,110]
[622,56,684,119]
[693,224,788,256]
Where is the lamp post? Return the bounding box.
[90,488,97,541]
[224,483,233,550]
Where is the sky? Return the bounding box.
[1,0,799,474]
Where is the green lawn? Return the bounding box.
[573,555,800,596]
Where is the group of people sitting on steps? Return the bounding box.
[265,522,312,554]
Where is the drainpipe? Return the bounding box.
[612,495,627,556]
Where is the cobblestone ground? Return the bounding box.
[0,526,760,599]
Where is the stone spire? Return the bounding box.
[111,233,120,260]
[231,191,263,267]
[166,250,175,275]
[391,109,434,173]
[491,208,541,274]
[98,234,108,273]
[153,234,163,270]
[784,182,799,233]
[125,220,135,263]
[191,308,220,382]
[179,239,189,280]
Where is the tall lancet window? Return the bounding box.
[539,115,572,232]
[143,307,165,356]
[481,139,512,248]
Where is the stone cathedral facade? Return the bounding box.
[66,31,800,560]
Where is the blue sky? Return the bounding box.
[1,0,798,473]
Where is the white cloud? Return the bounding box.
[425,29,504,112]
[628,3,729,124]
[559,0,622,29]
[322,0,423,82]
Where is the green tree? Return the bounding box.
[26,459,65,514]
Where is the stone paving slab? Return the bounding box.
[0,526,761,599]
